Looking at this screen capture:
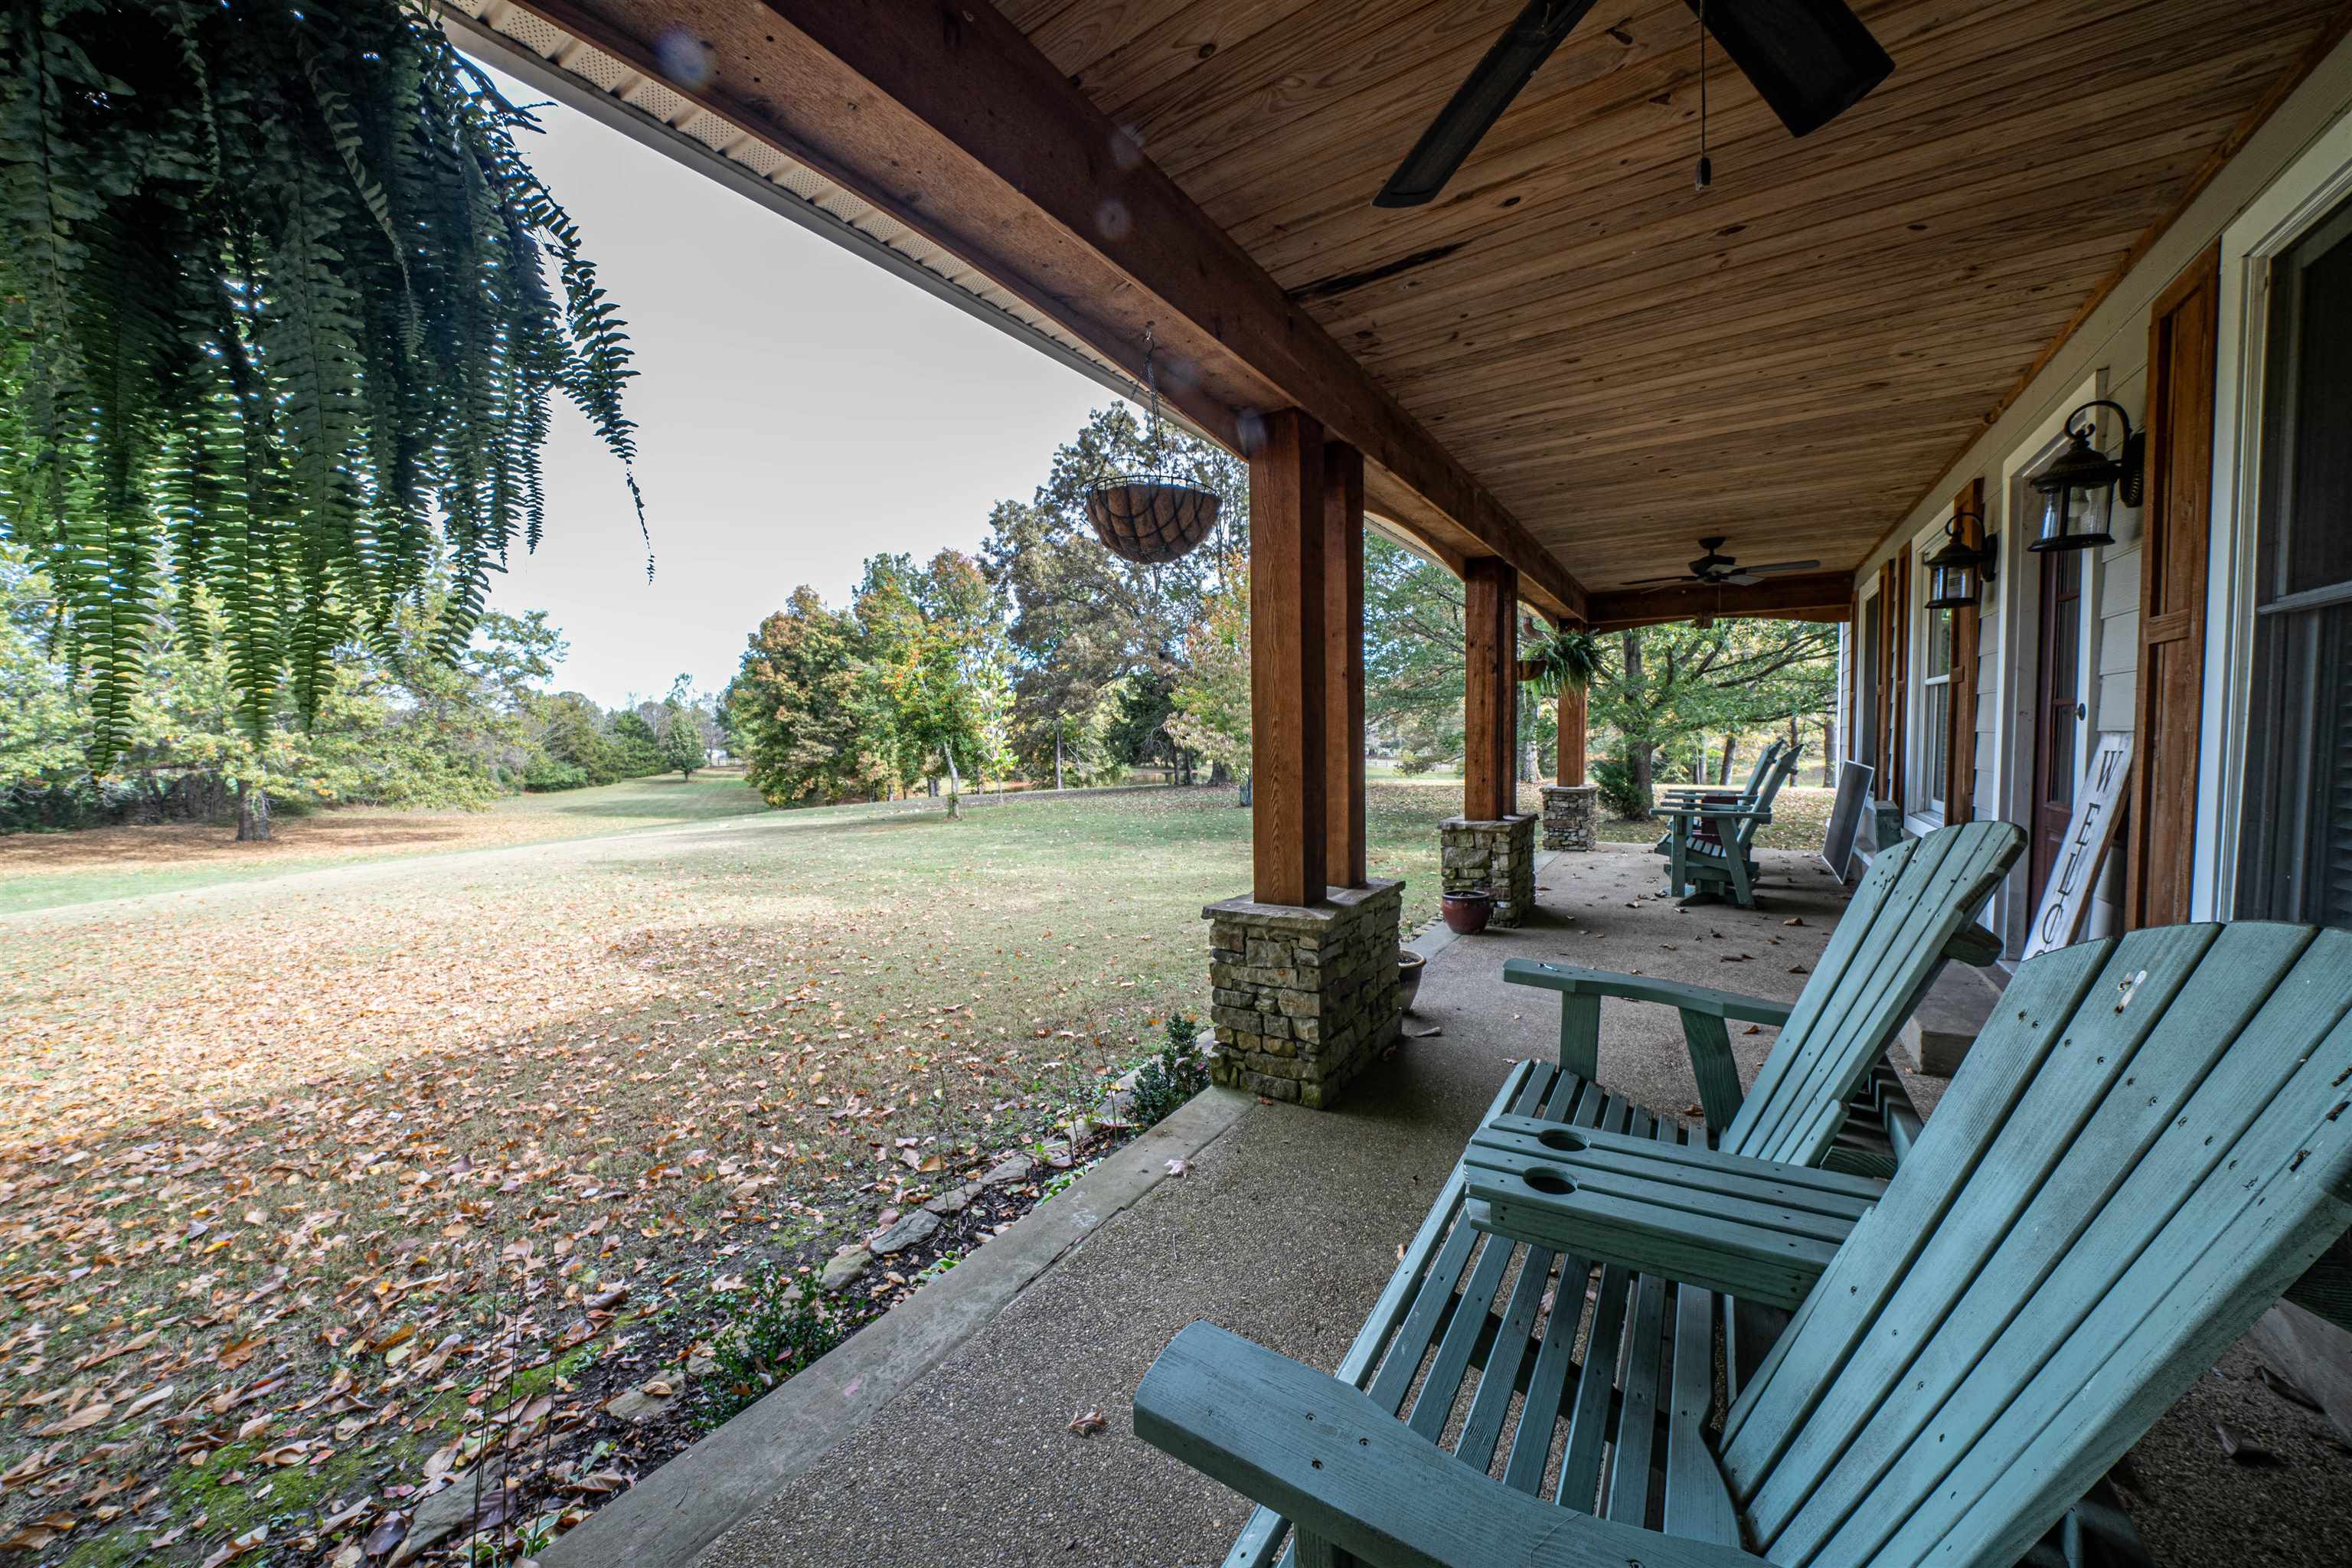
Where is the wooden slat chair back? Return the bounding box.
[1663,744,1805,904]
[1138,923,2352,1568]
[1517,820,2021,1171]
[1720,820,2017,1167]
[1655,737,1791,851]
[1723,921,2352,1567]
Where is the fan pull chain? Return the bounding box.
[1694,2,1712,192]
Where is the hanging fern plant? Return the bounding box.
[0,0,644,766]
[1521,626,1603,697]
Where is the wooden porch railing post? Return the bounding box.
[1324,441,1368,888]
[1556,680,1586,787]
[1464,557,1517,822]
[1249,409,1328,906]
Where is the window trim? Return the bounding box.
[1905,509,1956,835]
[2208,105,2352,921]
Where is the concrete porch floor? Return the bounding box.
[694,843,2352,1568]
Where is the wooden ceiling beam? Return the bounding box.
[1584,572,1857,632]
[505,0,1587,622]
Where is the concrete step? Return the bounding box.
[1900,959,2007,1077]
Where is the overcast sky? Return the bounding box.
[475,60,1117,710]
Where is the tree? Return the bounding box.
[983,407,1245,777]
[1583,621,1839,818]
[727,586,889,806]
[1364,535,1468,771]
[0,0,641,766]
[662,707,707,780]
[1166,558,1250,786]
[858,550,1008,816]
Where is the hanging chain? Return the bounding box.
[1142,325,1165,456]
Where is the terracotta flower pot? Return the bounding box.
[1439,889,1493,936]
[1396,948,1426,1011]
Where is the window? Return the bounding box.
[2238,191,2352,928]
[1854,586,1881,774]
[1918,591,1953,818]
[1909,533,1947,822]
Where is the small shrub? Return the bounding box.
[1594,755,1650,821]
[1129,1009,1211,1129]
[692,1263,867,1430]
[522,760,590,792]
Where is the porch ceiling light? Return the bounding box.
[1925,509,1996,610]
[2027,400,2144,554]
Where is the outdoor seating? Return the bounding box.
[1512,820,2020,1175]
[1140,922,2352,1568]
[1656,743,1805,906]
[1649,736,1788,855]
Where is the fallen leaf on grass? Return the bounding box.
[1067,1407,1108,1436]
[0,1514,77,1552]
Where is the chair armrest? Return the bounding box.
[1506,960,1793,1126]
[1504,959,1793,1025]
[1135,1322,1763,1568]
[1462,1118,1879,1311]
[1655,805,1772,822]
[1942,920,2004,967]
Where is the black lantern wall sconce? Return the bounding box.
[1925,509,1997,610]
[2027,399,2145,553]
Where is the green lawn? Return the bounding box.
[0,772,776,916]
[0,779,1475,1566]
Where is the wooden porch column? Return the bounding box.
[1556,680,1587,786]
[1324,442,1367,888]
[1464,557,1517,822]
[1249,410,1328,906]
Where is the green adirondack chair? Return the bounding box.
[1139,922,2352,1568]
[1650,736,1789,854]
[1512,819,2021,1176]
[1657,742,1804,906]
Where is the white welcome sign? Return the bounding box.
[2020,730,2135,962]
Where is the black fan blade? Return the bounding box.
[1375,0,1600,208]
[1686,0,1892,139]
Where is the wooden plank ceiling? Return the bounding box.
[994,0,2345,591]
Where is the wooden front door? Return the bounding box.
[2030,546,2085,901]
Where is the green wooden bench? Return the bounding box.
[1656,743,1805,906]
[1650,736,1788,856]
[1141,921,2352,1568]
[1513,819,2020,1177]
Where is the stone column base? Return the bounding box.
[1540,783,1599,851]
[1440,814,1538,926]
[1204,880,1404,1109]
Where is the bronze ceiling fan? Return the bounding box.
[1626,537,1820,590]
[1375,0,1893,208]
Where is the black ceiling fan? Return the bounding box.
[1375,0,1893,208]
[1627,537,1821,590]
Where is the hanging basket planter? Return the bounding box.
[1084,328,1225,566]
[1086,475,1223,565]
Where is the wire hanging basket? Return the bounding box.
[1086,332,1223,566]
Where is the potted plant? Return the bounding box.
[1520,626,1605,697]
[1439,887,1493,936]
[1397,947,1427,1010]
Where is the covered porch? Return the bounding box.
[550,844,2350,1568]
[445,0,2352,1562]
